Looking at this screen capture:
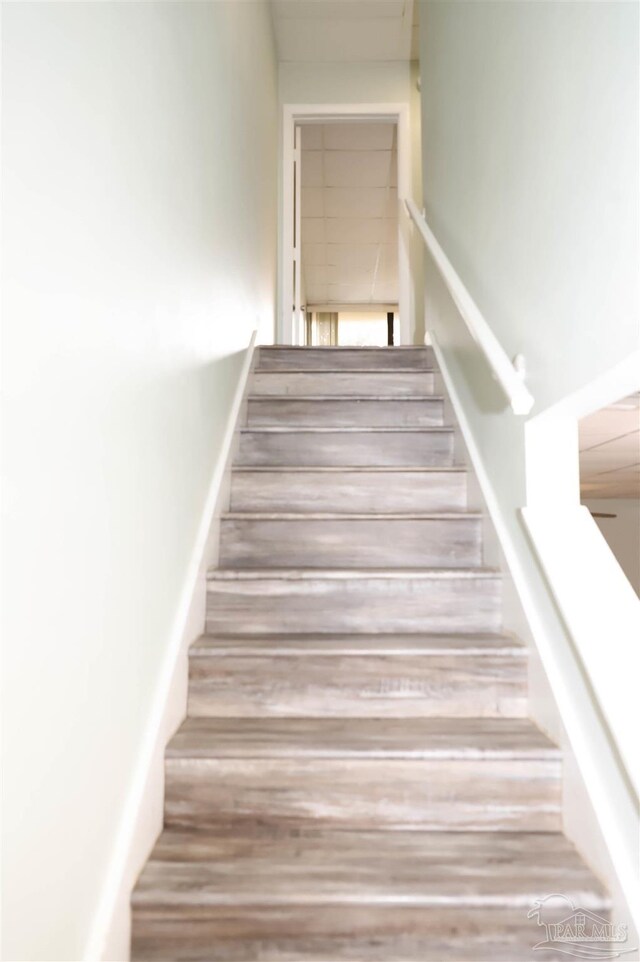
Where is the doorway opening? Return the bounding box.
[305,310,399,347]
[281,104,411,346]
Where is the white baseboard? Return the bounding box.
[85,330,259,962]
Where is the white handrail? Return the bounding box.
[404,197,535,415]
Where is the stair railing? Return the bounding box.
[404,197,535,416]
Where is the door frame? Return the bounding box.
[280,103,412,346]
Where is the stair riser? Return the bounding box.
[230,470,467,513]
[246,398,444,428]
[131,908,584,962]
[188,653,528,718]
[206,576,502,635]
[219,517,482,568]
[236,431,454,467]
[252,371,436,397]
[164,758,561,832]
[257,348,434,371]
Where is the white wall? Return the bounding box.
[420,0,639,933]
[583,500,640,596]
[1,4,277,960]
[420,0,638,408]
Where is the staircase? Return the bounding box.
[132,346,608,961]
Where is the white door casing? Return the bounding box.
[281,104,412,346]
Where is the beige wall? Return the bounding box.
[279,60,412,105]
[1,3,277,959]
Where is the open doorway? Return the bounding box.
[305,310,400,347]
[281,105,411,345]
[299,123,398,347]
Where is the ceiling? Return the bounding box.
[579,393,640,499]
[271,0,418,63]
[300,123,398,308]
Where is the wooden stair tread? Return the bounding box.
[248,394,444,401]
[255,347,436,373]
[256,348,436,371]
[133,828,608,909]
[258,346,432,351]
[190,632,526,656]
[222,511,481,520]
[231,465,467,472]
[166,717,559,759]
[253,365,436,371]
[239,426,453,433]
[208,566,500,581]
[251,369,437,400]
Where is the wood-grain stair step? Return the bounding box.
[219,511,483,568]
[237,427,455,467]
[252,369,436,396]
[131,345,611,961]
[246,396,444,427]
[206,567,502,634]
[131,830,608,961]
[188,632,527,718]
[134,827,608,907]
[230,466,468,513]
[256,346,435,371]
[163,717,561,832]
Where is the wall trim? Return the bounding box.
[85,329,259,962]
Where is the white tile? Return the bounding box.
[301,187,324,218]
[581,462,640,499]
[327,264,375,285]
[324,151,395,188]
[390,149,398,187]
[300,151,323,187]
[302,243,327,267]
[326,244,380,272]
[300,126,323,150]
[324,187,393,219]
[322,123,395,151]
[372,283,399,303]
[579,409,640,450]
[580,433,640,473]
[378,243,399,269]
[593,464,640,481]
[327,283,376,303]
[325,218,392,244]
[301,218,326,243]
[375,272,399,291]
[305,286,328,305]
[303,265,328,286]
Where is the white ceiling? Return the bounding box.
[580,393,640,499]
[300,123,398,308]
[271,0,418,63]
